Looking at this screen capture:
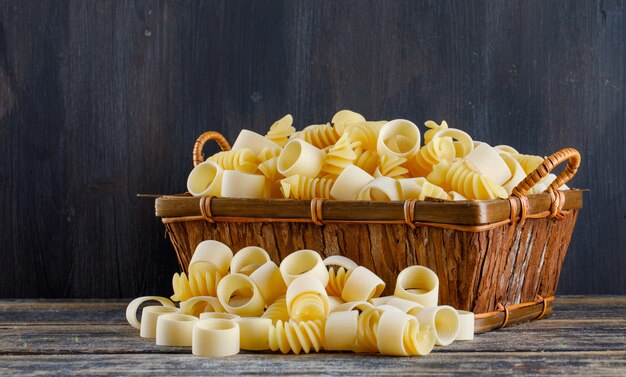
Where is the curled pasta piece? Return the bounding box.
[277,139,326,178]
[397,178,448,201]
[126,296,176,330]
[179,296,225,317]
[423,120,449,144]
[455,310,475,341]
[377,310,435,356]
[513,153,544,175]
[208,148,258,173]
[286,275,330,322]
[384,297,424,316]
[369,295,393,306]
[499,152,527,195]
[406,136,456,177]
[429,127,474,158]
[324,310,359,351]
[353,147,379,175]
[187,161,223,197]
[257,146,282,164]
[331,109,366,135]
[279,175,334,199]
[330,164,375,200]
[375,153,409,179]
[355,307,383,353]
[427,160,508,200]
[332,300,374,313]
[323,255,359,271]
[293,123,339,149]
[377,119,421,159]
[266,114,295,146]
[199,312,239,320]
[192,318,240,357]
[235,317,272,351]
[268,319,325,354]
[341,266,385,302]
[448,191,467,201]
[415,305,460,346]
[156,313,198,347]
[138,306,179,339]
[326,267,351,297]
[320,133,358,176]
[279,249,329,286]
[357,177,401,201]
[231,129,282,155]
[249,261,287,304]
[394,266,439,308]
[328,296,345,312]
[216,273,266,316]
[346,121,386,150]
[494,144,519,156]
[261,298,290,324]
[171,262,222,302]
[464,143,512,185]
[258,157,282,184]
[191,240,233,276]
[231,246,271,275]
[220,171,265,199]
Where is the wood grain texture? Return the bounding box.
[0,1,624,298]
[0,297,624,375]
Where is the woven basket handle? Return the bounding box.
[512,147,581,197]
[192,131,231,167]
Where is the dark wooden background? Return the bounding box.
[0,0,624,298]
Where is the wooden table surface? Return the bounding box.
[0,296,624,376]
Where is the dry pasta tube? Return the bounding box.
[187,161,223,197]
[330,164,375,200]
[217,273,265,316]
[139,306,179,339]
[249,261,287,304]
[499,152,527,195]
[324,310,359,351]
[220,171,265,199]
[156,313,198,347]
[332,109,366,135]
[376,310,418,356]
[328,296,345,312]
[191,240,233,275]
[200,312,240,320]
[279,249,329,287]
[192,318,240,357]
[354,307,383,353]
[126,296,176,330]
[235,317,272,351]
[332,301,373,313]
[384,297,424,316]
[455,310,475,341]
[323,255,359,271]
[373,305,404,313]
[341,266,385,302]
[377,119,421,159]
[415,305,460,346]
[277,139,325,178]
[357,177,401,201]
[231,246,271,275]
[266,114,295,147]
[269,319,325,354]
[369,295,393,306]
[429,127,474,158]
[179,296,225,317]
[286,275,330,322]
[464,143,512,185]
[448,191,467,201]
[232,129,282,155]
[394,266,439,308]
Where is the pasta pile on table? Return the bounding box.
[126,240,475,357]
[186,110,568,201]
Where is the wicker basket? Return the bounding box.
[155,131,583,333]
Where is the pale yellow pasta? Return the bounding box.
[126,296,176,330]
[220,171,266,199]
[323,255,359,271]
[377,119,421,159]
[191,240,233,275]
[330,164,374,200]
[341,266,385,302]
[406,136,456,177]
[455,310,475,341]
[368,295,393,306]
[377,310,435,356]
[249,261,287,304]
[429,127,474,158]
[394,266,439,308]
[324,310,358,351]
[326,267,351,297]
[499,152,527,195]
[448,191,468,201]
[231,129,282,155]
[208,148,258,173]
[293,123,339,149]
[258,157,282,183]
[179,296,225,317]
[345,121,385,150]
[397,178,448,201]
[171,263,222,302]
[268,319,325,354]
[331,109,366,135]
[261,298,290,324]
[355,307,383,353]
[320,133,358,176]
[357,177,401,201]
[464,143,512,185]
[257,146,282,164]
[231,246,271,275]
[279,249,329,286]
[423,120,449,144]
[266,114,295,146]
[279,175,334,199]
[277,139,325,178]
[384,297,424,316]
[138,306,179,339]
[216,273,266,316]
[415,305,460,346]
[375,153,409,179]
[192,318,240,357]
[199,312,239,320]
[187,161,224,197]
[328,296,345,312]
[494,144,520,156]
[332,301,374,313]
[156,313,197,347]
[235,317,272,351]
[427,159,508,200]
[353,147,379,175]
[285,275,330,322]
[514,153,544,175]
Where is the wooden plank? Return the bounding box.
[0,352,625,376]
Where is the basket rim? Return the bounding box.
[154,189,584,227]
